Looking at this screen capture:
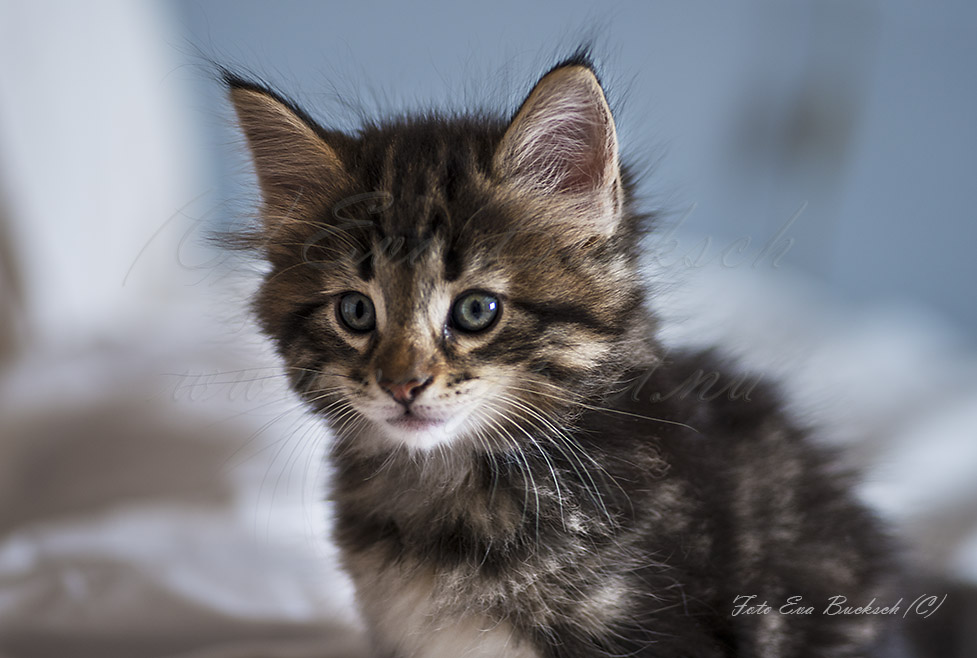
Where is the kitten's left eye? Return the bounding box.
[338,292,376,332]
[451,291,500,332]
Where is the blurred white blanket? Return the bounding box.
[1,264,976,658]
[0,323,369,658]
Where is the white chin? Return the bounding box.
[379,415,469,452]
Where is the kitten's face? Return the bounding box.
[230,63,650,453]
[307,223,516,452]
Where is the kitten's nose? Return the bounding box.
[378,375,433,404]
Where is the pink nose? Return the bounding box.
[378,377,432,404]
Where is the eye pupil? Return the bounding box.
[451,291,499,332]
[339,293,375,332]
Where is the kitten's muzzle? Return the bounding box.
[378,375,433,405]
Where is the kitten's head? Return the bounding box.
[228,58,655,454]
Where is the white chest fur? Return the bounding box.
[352,561,540,658]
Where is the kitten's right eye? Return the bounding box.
[451,290,500,332]
[338,292,376,333]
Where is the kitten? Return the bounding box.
[226,53,895,657]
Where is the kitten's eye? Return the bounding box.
[451,291,500,332]
[338,292,376,333]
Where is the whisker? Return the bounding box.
[497,377,701,433]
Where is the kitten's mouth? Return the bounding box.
[386,412,447,432]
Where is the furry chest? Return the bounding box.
[350,558,541,658]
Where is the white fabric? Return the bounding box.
[1,2,974,656]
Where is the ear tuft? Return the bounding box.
[227,79,347,224]
[494,64,622,235]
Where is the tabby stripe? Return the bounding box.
[470,326,540,361]
[357,250,374,280]
[290,358,323,396]
[443,245,463,281]
[526,359,582,383]
[511,299,621,335]
[278,301,326,348]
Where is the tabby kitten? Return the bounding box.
[227,54,893,657]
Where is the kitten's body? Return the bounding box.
[227,55,893,657]
[333,352,890,657]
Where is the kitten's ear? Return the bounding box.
[227,79,347,220]
[494,64,623,235]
